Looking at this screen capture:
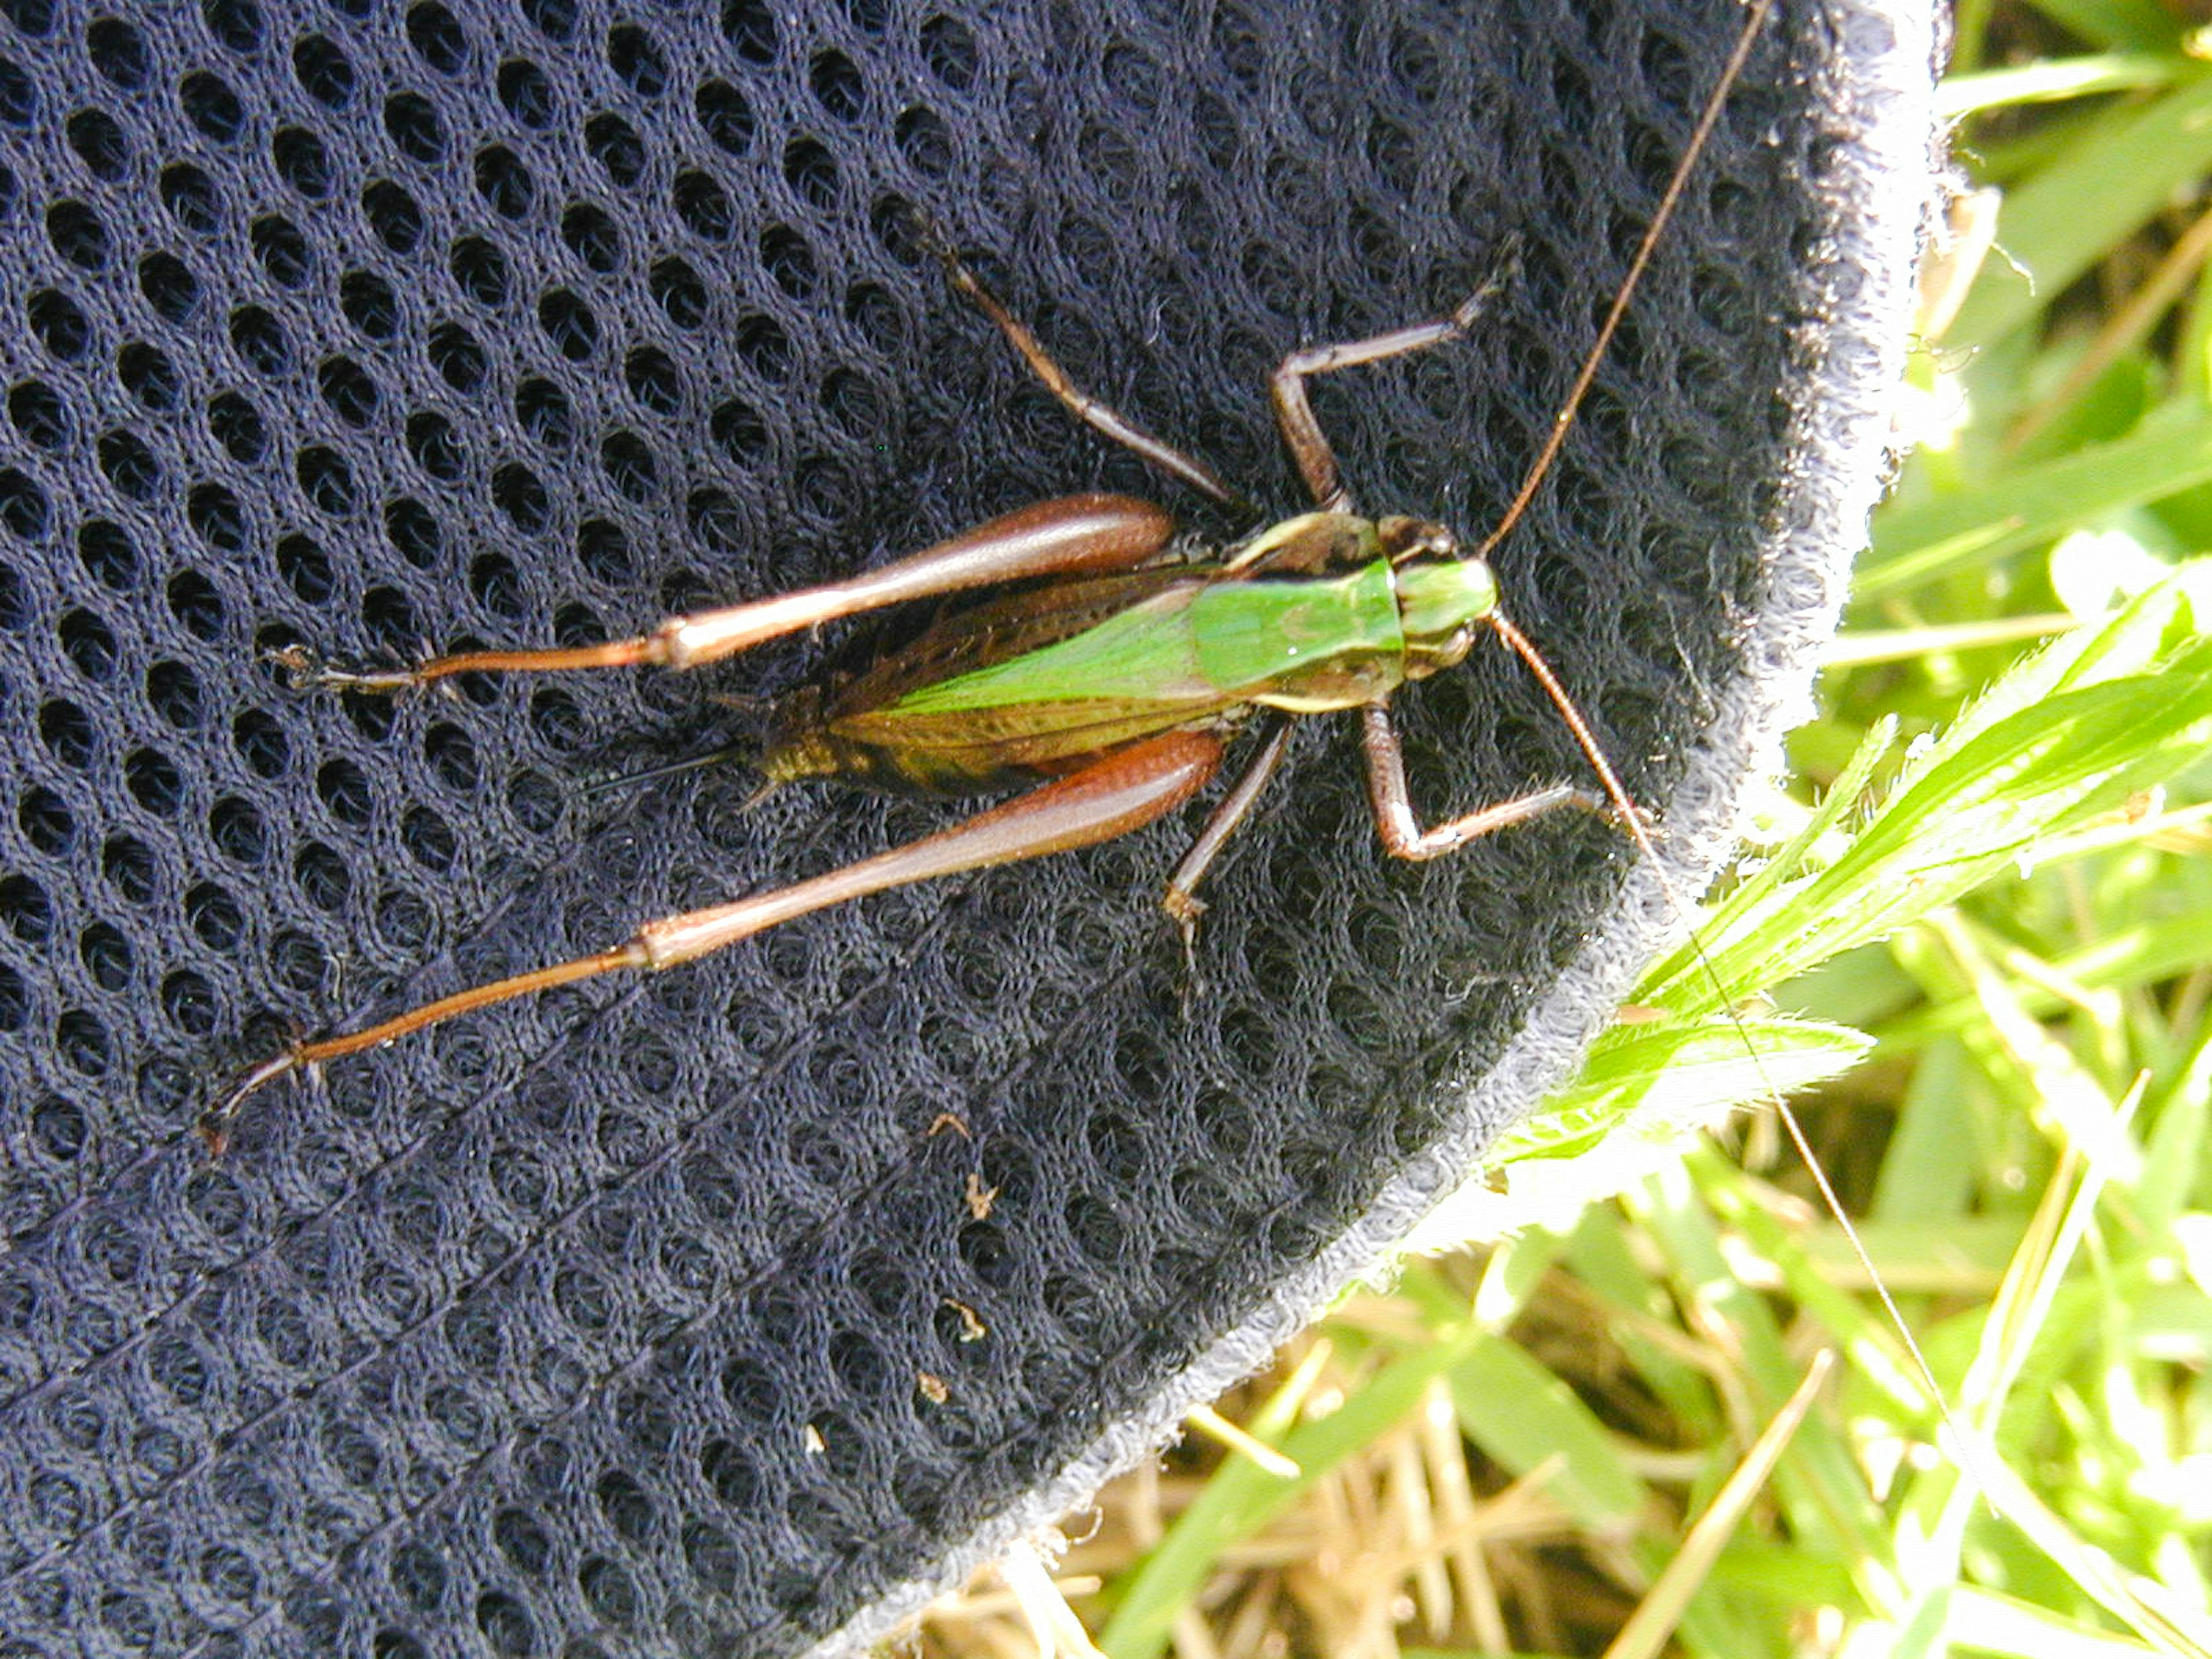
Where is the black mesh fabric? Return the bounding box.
[0,1,1929,1654]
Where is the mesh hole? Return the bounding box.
[340,268,400,339]
[528,686,585,751]
[489,466,547,536]
[464,552,521,622]
[162,968,217,1035]
[819,366,884,439]
[271,127,332,200]
[584,112,644,187]
[600,430,653,500]
[96,428,158,499]
[390,1541,449,1614]
[425,721,478,790]
[895,105,953,177]
[146,659,203,728]
[403,412,464,482]
[783,135,836,206]
[385,497,443,567]
[452,236,510,305]
[809,48,864,120]
[696,79,753,154]
[158,161,221,233]
[231,707,287,775]
[497,58,554,127]
[608,22,667,97]
[709,396,767,467]
[474,145,533,218]
[180,70,245,143]
[407,1,469,74]
[266,927,323,991]
[207,796,265,865]
[1,873,50,944]
[594,1469,655,1543]
[723,0,775,62]
[86,17,150,89]
[28,286,90,358]
[207,390,266,461]
[47,198,109,269]
[515,377,571,447]
[18,785,73,855]
[521,0,576,41]
[842,279,902,352]
[402,805,455,872]
[57,1007,109,1075]
[138,252,199,322]
[63,107,127,177]
[39,699,94,768]
[294,842,349,912]
[760,223,816,298]
[297,445,358,515]
[0,465,47,536]
[317,355,377,426]
[559,202,619,272]
[575,517,630,583]
[672,169,734,243]
[362,179,425,253]
[649,255,707,328]
[29,1094,87,1161]
[8,378,67,448]
[623,346,681,414]
[492,1507,552,1577]
[427,321,488,392]
[918,14,979,89]
[98,836,155,906]
[316,757,372,825]
[293,34,354,108]
[362,584,419,654]
[539,289,597,359]
[124,747,183,816]
[168,567,224,638]
[732,313,791,382]
[230,305,290,376]
[117,342,181,411]
[384,91,444,162]
[201,0,261,52]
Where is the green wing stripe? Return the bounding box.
[1189,561,1402,691]
[882,561,1404,718]
[883,586,1214,715]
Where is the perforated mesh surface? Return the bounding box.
[0,1,1928,1654]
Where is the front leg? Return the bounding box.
[1359,701,1600,860]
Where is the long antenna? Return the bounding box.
[1473,2,1770,565]
[1479,0,1970,1467]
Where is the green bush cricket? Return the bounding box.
[203,5,1774,1158]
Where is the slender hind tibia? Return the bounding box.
[201,730,1222,1156]
[274,495,1177,693]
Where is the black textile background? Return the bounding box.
[0,0,1892,1654]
